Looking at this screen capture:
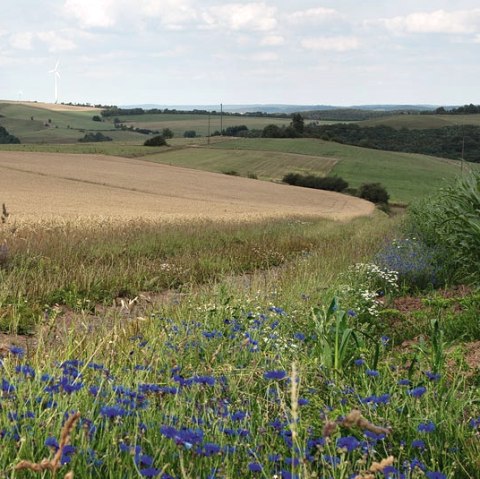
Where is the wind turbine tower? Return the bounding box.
[49,60,61,104]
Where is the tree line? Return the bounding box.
[0,126,20,144]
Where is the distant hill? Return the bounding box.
[120,104,442,115]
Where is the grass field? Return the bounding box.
[0,101,295,143]
[145,146,337,180]
[360,113,480,129]
[207,138,466,204]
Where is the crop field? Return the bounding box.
[208,138,466,204]
[0,150,373,222]
[360,113,480,129]
[144,147,337,180]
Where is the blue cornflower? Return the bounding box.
[45,437,59,449]
[9,346,25,357]
[407,386,427,398]
[411,439,426,449]
[424,371,441,381]
[336,436,360,452]
[264,370,287,380]
[15,365,35,378]
[469,417,480,429]
[426,472,446,479]
[298,398,309,406]
[140,468,162,477]
[347,309,357,317]
[231,411,247,421]
[397,379,411,386]
[381,335,390,346]
[366,369,380,377]
[1,378,15,393]
[354,358,365,366]
[248,462,262,472]
[100,405,127,418]
[383,465,405,478]
[418,421,436,433]
[294,332,306,341]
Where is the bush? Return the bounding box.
[144,135,168,147]
[162,128,174,139]
[358,183,390,204]
[92,115,102,122]
[78,132,112,142]
[282,173,348,192]
[183,130,196,138]
[0,126,20,144]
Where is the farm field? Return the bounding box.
[360,113,480,129]
[207,138,466,204]
[0,150,373,222]
[144,146,337,180]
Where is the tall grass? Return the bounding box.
[0,214,394,333]
[406,171,480,284]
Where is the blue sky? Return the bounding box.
[1,1,480,106]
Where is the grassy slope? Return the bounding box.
[360,113,480,129]
[143,147,336,180]
[208,138,465,204]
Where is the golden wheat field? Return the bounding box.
[0,151,374,222]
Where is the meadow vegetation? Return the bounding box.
[0,103,479,478]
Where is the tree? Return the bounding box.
[290,113,304,135]
[92,115,102,122]
[262,124,284,138]
[183,130,196,138]
[144,135,168,146]
[162,128,174,139]
[358,183,389,204]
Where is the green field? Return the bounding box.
[207,138,467,204]
[144,146,337,180]
[360,113,480,129]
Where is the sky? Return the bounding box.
[1,0,480,106]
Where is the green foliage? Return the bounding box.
[143,135,168,146]
[162,127,174,138]
[358,182,390,204]
[283,172,348,192]
[183,130,197,138]
[92,115,102,122]
[0,125,20,144]
[78,132,112,142]
[407,171,480,284]
[290,113,304,135]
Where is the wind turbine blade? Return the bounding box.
[56,72,61,78]
[55,60,60,70]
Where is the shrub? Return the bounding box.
[183,130,196,138]
[78,132,112,142]
[162,128,174,139]
[0,126,20,144]
[358,183,390,204]
[144,135,168,147]
[92,115,102,122]
[282,173,348,192]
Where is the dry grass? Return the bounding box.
[0,151,374,222]
[13,100,99,112]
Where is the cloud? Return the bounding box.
[301,36,360,52]
[260,35,284,46]
[250,51,279,62]
[379,9,480,35]
[38,31,77,52]
[10,32,35,50]
[9,30,77,52]
[289,7,340,24]
[63,0,117,28]
[202,3,277,31]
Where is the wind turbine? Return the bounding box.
[49,60,61,104]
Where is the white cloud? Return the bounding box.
[380,9,480,35]
[260,35,284,46]
[202,3,277,32]
[289,7,340,24]
[64,0,117,28]
[38,31,77,52]
[10,32,35,50]
[9,30,77,52]
[301,36,360,52]
[250,51,279,62]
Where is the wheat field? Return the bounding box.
[0,151,374,222]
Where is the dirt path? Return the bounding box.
[0,150,374,222]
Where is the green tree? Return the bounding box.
[162,128,174,139]
[144,135,168,146]
[290,113,304,135]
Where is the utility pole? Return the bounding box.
[208,111,211,145]
[220,103,223,136]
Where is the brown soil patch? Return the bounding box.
[0,151,374,222]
